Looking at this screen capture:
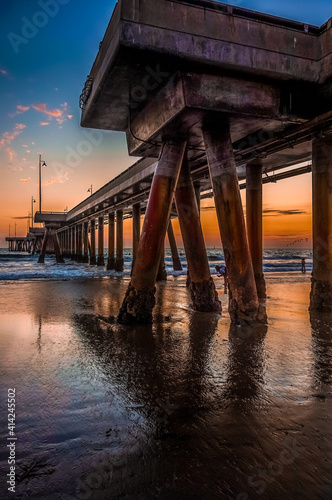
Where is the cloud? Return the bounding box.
[42,171,69,186]
[6,149,14,163]
[20,178,30,184]
[263,209,308,217]
[0,68,8,77]
[32,102,71,127]
[9,105,30,118]
[40,122,49,126]
[33,103,62,117]
[0,124,26,150]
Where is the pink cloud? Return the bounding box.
[17,105,29,112]
[33,103,62,117]
[0,124,26,150]
[20,178,30,184]
[68,115,73,119]
[42,172,69,186]
[1,69,8,76]
[40,122,49,126]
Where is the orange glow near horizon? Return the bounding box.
[0,164,312,250]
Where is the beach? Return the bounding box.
[0,267,331,499]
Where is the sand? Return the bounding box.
[0,273,331,499]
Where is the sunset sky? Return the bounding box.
[0,0,330,249]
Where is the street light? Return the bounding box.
[15,223,17,237]
[87,185,93,196]
[39,154,47,213]
[31,196,36,228]
[9,224,11,237]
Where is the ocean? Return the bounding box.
[0,248,313,281]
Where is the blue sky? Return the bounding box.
[0,0,330,244]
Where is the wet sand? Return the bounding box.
[0,274,331,499]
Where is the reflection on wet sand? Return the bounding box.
[1,278,332,499]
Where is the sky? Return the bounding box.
[0,0,331,249]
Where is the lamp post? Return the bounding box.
[9,224,11,237]
[87,185,93,196]
[31,196,36,228]
[15,223,17,237]
[39,154,47,213]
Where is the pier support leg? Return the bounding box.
[167,220,182,271]
[156,244,167,281]
[310,137,332,311]
[203,116,260,323]
[38,228,49,264]
[107,213,115,270]
[175,156,221,312]
[115,210,124,272]
[132,203,141,271]
[71,227,75,260]
[90,220,96,265]
[52,231,65,264]
[118,140,187,324]
[97,216,105,266]
[246,159,267,320]
[83,222,89,263]
[76,224,83,263]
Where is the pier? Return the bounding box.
[19,0,332,321]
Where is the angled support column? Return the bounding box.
[115,210,124,272]
[132,203,141,270]
[107,212,115,270]
[194,182,201,214]
[118,140,187,324]
[83,222,89,263]
[90,220,96,265]
[167,220,182,271]
[246,159,267,307]
[310,137,332,311]
[156,243,167,281]
[203,116,260,323]
[52,231,65,264]
[97,216,105,266]
[175,156,221,312]
[37,228,49,264]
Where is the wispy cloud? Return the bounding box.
[9,105,30,118]
[40,122,49,126]
[263,209,308,217]
[0,124,26,150]
[42,171,69,186]
[0,68,8,77]
[33,103,62,117]
[20,178,30,184]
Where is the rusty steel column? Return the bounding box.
[156,243,167,281]
[167,220,182,271]
[310,137,332,311]
[115,210,124,272]
[97,216,105,266]
[90,219,96,265]
[118,140,187,324]
[175,156,221,312]
[83,222,89,263]
[132,203,141,270]
[107,212,115,270]
[246,159,266,303]
[203,116,260,323]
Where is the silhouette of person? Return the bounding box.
[216,264,228,294]
[301,258,306,273]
